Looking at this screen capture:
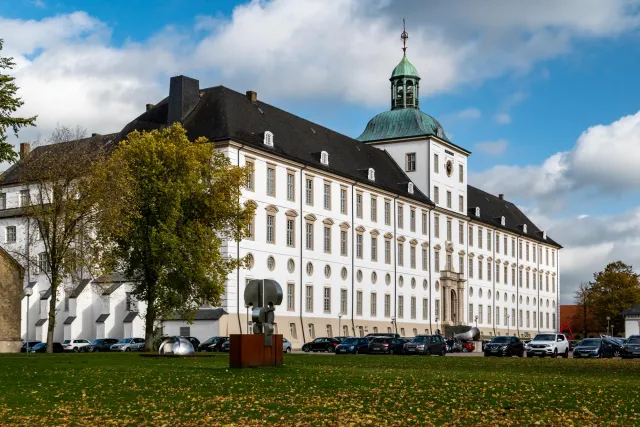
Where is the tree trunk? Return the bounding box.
[46,272,59,353]
[144,287,156,352]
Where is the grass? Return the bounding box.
[0,353,638,426]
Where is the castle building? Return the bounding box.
[0,32,560,346]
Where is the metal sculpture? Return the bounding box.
[454,327,481,341]
[244,279,283,346]
[158,336,195,355]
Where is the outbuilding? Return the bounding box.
[161,308,228,342]
[622,304,640,337]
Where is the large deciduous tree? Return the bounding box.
[0,39,37,163]
[589,261,640,336]
[573,282,598,338]
[17,126,107,353]
[93,124,254,351]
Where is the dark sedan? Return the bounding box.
[29,342,64,353]
[484,336,525,357]
[335,337,370,354]
[404,335,446,356]
[301,337,340,353]
[573,338,613,358]
[84,338,119,352]
[221,340,230,352]
[198,337,228,352]
[21,341,41,352]
[368,337,406,355]
[621,335,640,359]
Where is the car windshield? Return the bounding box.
[90,339,102,345]
[63,340,70,344]
[32,343,45,349]
[342,338,358,345]
[412,336,427,343]
[491,337,511,343]
[533,334,556,341]
[580,339,601,346]
[118,338,133,344]
[372,338,386,343]
[628,337,640,344]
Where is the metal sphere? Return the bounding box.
[158,336,195,355]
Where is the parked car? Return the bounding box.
[333,336,348,343]
[301,337,340,353]
[20,341,41,353]
[568,340,578,350]
[404,335,446,356]
[525,333,570,358]
[198,337,228,352]
[84,338,119,352]
[335,337,370,354]
[283,338,292,353]
[604,337,625,357]
[461,341,475,352]
[621,335,640,359]
[110,338,145,352]
[179,336,200,351]
[484,336,525,357]
[29,342,64,353]
[368,337,406,355]
[365,333,400,339]
[573,338,613,359]
[62,339,91,352]
[221,340,230,352]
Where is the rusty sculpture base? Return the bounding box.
[229,334,283,368]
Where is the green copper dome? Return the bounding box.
[391,55,420,79]
[356,108,449,142]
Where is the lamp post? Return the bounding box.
[474,315,478,329]
[338,314,343,337]
[435,316,439,335]
[391,317,396,335]
[606,316,611,337]
[24,287,33,354]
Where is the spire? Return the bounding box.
[401,18,408,55]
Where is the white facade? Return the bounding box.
[625,315,640,337]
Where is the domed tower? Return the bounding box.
[390,23,420,110]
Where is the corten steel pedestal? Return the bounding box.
[229,334,283,368]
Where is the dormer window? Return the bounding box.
[264,131,274,147]
[320,151,329,165]
[475,207,480,217]
[368,168,375,181]
[501,216,505,226]
[542,231,547,240]
[523,224,528,234]
[407,182,414,194]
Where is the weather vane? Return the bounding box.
[401,18,408,55]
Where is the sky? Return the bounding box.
[2,0,640,304]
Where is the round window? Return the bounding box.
[246,253,254,269]
[495,291,499,301]
[519,295,523,304]
[469,287,474,297]
[533,298,537,306]
[487,290,491,300]
[479,288,483,298]
[341,267,348,280]
[357,270,363,283]
[526,297,530,305]
[324,265,331,279]
[267,256,276,271]
[435,281,440,291]
[371,271,377,284]
[385,273,391,285]
[287,258,295,273]
[411,278,416,289]
[306,262,314,276]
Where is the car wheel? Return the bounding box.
[73,347,78,353]
[125,348,131,352]
[440,348,446,356]
[552,349,558,358]
[563,349,569,359]
[94,348,100,352]
[462,348,469,353]
[286,347,292,354]
[425,348,431,356]
[303,346,309,353]
[389,349,394,355]
[614,350,620,358]
[326,345,333,353]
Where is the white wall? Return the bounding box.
[162,320,220,342]
[625,316,640,337]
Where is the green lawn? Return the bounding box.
[0,353,638,426]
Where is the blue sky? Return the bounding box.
[3,0,640,301]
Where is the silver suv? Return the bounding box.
[526,333,569,358]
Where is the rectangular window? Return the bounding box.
[356,193,362,218]
[38,252,50,273]
[286,172,295,201]
[487,262,492,281]
[434,186,439,204]
[0,193,5,210]
[459,164,464,183]
[434,251,440,272]
[478,305,483,324]
[526,311,530,328]
[533,245,536,263]
[519,270,523,287]
[406,153,416,172]
[356,291,363,316]
[459,195,464,212]
[411,296,416,319]
[20,190,29,207]
[447,218,452,241]
[434,214,440,238]
[446,191,452,209]
[246,161,254,191]
[478,259,483,280]
[397,242,404,266]
[6,226,16,243]
[340,289,348,314]
[384,294,391,317]
[504,308,508,327]
[496,233,500,253]
[371,237,377,261]
[533,312,537,328]
[434,153,439,174]
[356,234,363,259]
[180,327,190,337]
[468,303,474,323]
[340,230,348,256]
[459,222,464,244]
[519,310,523,328]
[422,213,427,235]
[370,293,377,317]
[488,306,492,325]
[397,205,403,229]
[478,227,483,249]
[410,209,416,232]
[384,201,391,225]
[533,273,536,289]
[371,197,377,222]
[546,248,549,265]
[398,296,404,318]
[519,241,523,259]
[526,271,530,288]
[306,286,313,312]
[546,313,549,329]
[504,266,508,284]
[512,309,516,327]
[305,178,313,205]
[459,256,464,274]
[247,216,255,240]
[340,188,347,214]
[446,254,452,271]
[512,238,516,257]
[422,298,428,320]
[323,287,331,313]
[512,268,516,286]
[267,166,276,196]
[290,323,297,338]
[552,250,556,267]
[287,283,295,310]
[487,230,492,251]
[526,242,530,261]
[323,226,331,253]
[266,214,275,244]
[496,307,500,326]
[552,277,556,293]
[468,225,473,246]
[496,264,500,283]
[468,256,474,278]
[64,290,71,311]
[385,239,391,264]
[286,219,295,247]
[323,183,331,210]
[306,223,314,250]
[410,246,416,269]
[504,236,508,255]
[422,248,428,271]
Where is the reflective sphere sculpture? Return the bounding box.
[158,336,195,355]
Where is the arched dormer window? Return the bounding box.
[501,216,505,226]
[407,182,414,194]
[475,207,480,217]
[368,168,375,181]
[542,231,547,240]
[320,151,329,166]
[263,131,274,147]
[523,224,528,234]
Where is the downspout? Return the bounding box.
[428,206,432,335]
[492,229,496,337]
[516,236,520,337]
[351,184,355,336]
[393,195,399,335]
[300,166,308,345]
[236,144,245,334]
[465,218,469,334]
[537,244,540,334]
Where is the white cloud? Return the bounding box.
[494,113,511,124]
[474,139,509,156]
[456,108,481,120]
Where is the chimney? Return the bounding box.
[498,194,504,200]
[168,75,200,125]
[146,103,154,111]
[246,90,257,104]
[19,143,30,160]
